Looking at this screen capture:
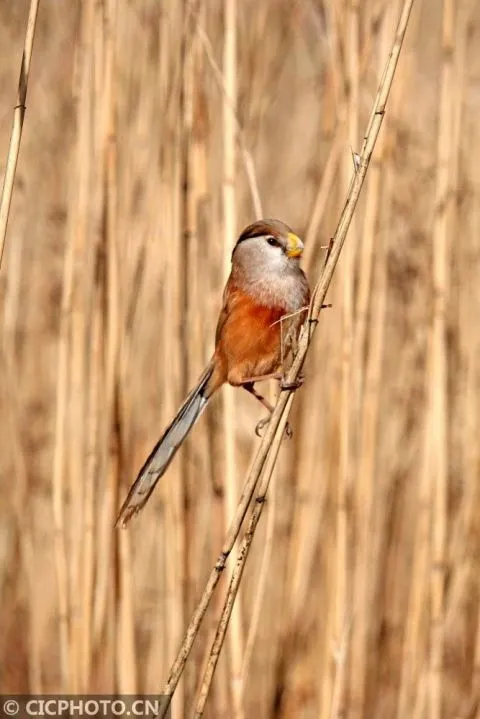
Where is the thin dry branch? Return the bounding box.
[194,20,263,220]
[157,0,415,714]
[0,0,40,268]
[193,395,295,716]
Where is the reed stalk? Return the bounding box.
[349,6,396,714]
[50,0,96,683]
[428,2,454,716]
[0,0,40,268]
[193,396,295,716]
[221,1,245,715]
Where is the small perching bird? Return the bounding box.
[116,219,310,527]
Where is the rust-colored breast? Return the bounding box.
[214,281,295,386]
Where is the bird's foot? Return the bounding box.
[255,416,270,437]
[280,374,304,391]
[255,416,293,439]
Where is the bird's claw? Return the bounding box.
[255,417,270,437]
[280,374,304,391]
[255,416,293,439]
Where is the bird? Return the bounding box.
[116,219,310,527]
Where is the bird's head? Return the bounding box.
[232,219,304,275]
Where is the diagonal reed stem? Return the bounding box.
[0,0,40,268]
[157,0,415,715]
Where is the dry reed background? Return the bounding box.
[1,1,480,717]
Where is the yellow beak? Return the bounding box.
[286,232,304,258]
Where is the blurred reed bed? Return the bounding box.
[1,0,480,717]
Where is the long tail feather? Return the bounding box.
[116,363,214,527]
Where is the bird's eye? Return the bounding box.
[266,236,280,247]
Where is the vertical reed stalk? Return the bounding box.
[222,1,244,715]
[332,0,360,712]
[92,0,119,661]
[429,2,454,716]
[81,268,101,691]
[164,5,189,712]
[350,6,395,715]
[69,0,99,691]
[51,0,96,685]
